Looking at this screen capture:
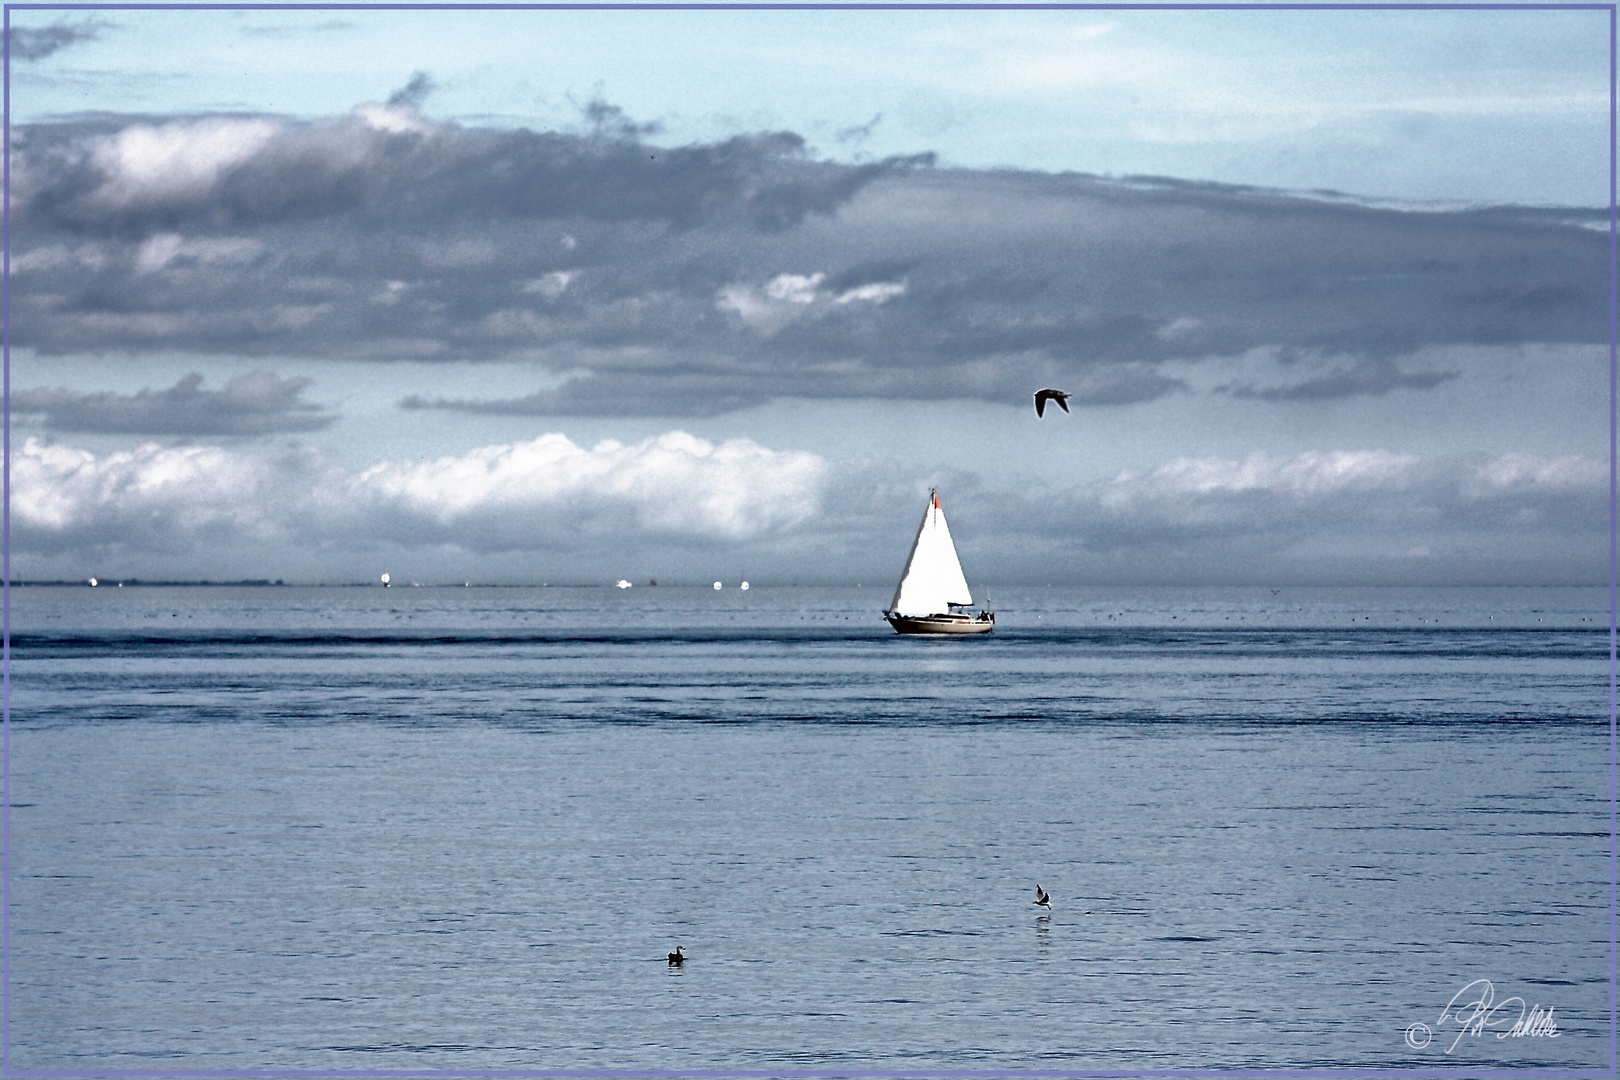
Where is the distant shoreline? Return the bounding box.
[5,580,718,588]
[3,580,1601,590]
[12,579,293,588]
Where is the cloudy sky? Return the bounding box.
[7,6,1609,586]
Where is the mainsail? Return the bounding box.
[888,492,974,616]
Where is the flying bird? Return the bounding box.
[1034,885,1052,910]
[1034,389,1071,418]
[667,945,685,965]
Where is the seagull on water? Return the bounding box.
[1034,389,1071,418]
[1034,885,1052,910]
[667,945,685,965]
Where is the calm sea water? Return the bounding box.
[7,584,1611,1071]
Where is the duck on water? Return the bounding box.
[883,490,994,635]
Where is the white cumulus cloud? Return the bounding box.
[1032,448,1607,579]
[13,432,834,570]
[12,437,304,547]
[717,271,907,335]
[354,431,830,545]
[1462,452,1606,497]
[352,101,433,136]
[89,117,282,210]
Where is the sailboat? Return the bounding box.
[883,490,995,635]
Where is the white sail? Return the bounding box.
[889,492,974,615]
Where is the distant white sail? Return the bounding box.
[888,492,974,616]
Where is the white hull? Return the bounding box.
[886,611,995,635]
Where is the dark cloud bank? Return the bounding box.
[11,100,1604,418]
[12,372,332,436]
